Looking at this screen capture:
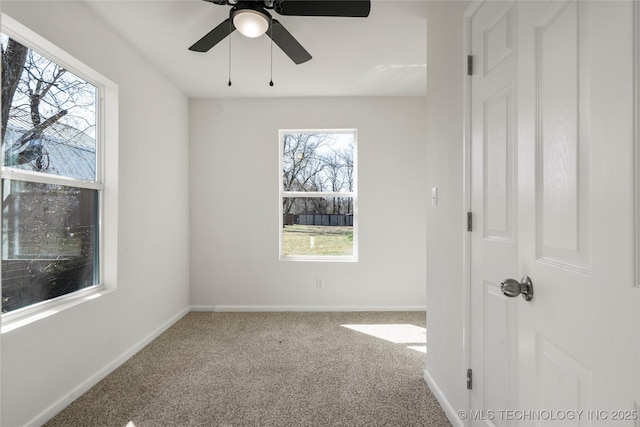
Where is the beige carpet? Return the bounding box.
[45,311,451,426]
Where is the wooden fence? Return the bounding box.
[284,213,353,227]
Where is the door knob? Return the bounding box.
[500,276,533,301]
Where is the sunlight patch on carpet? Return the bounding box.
[341,324,427,353]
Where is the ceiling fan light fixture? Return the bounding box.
[232,9,270,38]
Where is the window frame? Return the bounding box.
[1,14,118,331]
[279,128,358,262]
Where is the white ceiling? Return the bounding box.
[85,0,428,98]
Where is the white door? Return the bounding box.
[470,1,519,425]
[470,1,639,425]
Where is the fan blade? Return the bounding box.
[267,20,312,64]
[274,0,370,17]
[189,18,236,52]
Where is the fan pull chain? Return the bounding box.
[228,20,232,87]
[269,20,274,87]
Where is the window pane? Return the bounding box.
[2,180,98,313]
[282,197,354,256]
[1,34,97,181]
[282,132,354,192]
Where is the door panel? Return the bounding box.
[484,88,514,241]
[537,336,591,420]
[535,0,590,273]
[484,282,515,418]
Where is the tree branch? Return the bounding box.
[2,39,28,142]
[12,109,68,149]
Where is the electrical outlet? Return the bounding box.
[315,278,324,289]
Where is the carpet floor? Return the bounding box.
[45,311,451,427]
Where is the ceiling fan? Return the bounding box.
[189,0,371,65]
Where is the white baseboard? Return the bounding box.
[190,305,427,312]
[27,306,190,427]
[424,367,464,427]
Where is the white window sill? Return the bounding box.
[1,285,112,334]
[280,256,358,262]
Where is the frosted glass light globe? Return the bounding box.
[233,10,269,38]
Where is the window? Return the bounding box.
[280,130,357,261]
[1,16,116,317]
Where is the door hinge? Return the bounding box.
[467,212,473,232]
[467,55,473,76]
[467,368,473,390]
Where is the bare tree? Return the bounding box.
[322,152,343,214]
[337,140,354,214]
[1,34,96,171]
[282,133,331,221]
[319,140,354,214]
[1,38,28,143]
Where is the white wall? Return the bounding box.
[424,1,469,424]
[190,97,427,310]
[1,2,190,426]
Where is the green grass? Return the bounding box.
[282,225,353,256]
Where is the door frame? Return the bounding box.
[462,2,483,426]
[634,0,640,414]
[634,0,640,290]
